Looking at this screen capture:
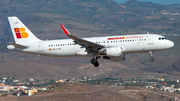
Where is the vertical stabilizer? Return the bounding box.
[8,16,41,44]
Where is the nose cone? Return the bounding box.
[168,40,174,48]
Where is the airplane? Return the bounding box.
[7,16,174,67]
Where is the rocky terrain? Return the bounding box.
[0,82,179,101]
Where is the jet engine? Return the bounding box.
[99,46,124,56]
[106,46,122,56]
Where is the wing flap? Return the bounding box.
[67,34,104,48]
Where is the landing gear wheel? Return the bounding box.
[91,58,96,64]
[150,58,154,62]
[94,61,99,67]
[91,56,100,67]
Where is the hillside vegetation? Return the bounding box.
[0,0,180,79]
[1,83,179,101]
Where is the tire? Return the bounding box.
[91,58,96,64]
[94,61,99,67]
[150,58,154,62]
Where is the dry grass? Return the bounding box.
[1,83,180,101]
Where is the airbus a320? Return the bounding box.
[7,17,174,67]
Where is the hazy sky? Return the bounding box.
[114,0,180,5]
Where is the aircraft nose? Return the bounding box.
[169,40,174,48]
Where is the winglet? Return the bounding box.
[61,24,70,35]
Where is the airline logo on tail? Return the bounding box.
[14,27,29,39]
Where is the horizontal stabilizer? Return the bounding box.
[7,42,28,48]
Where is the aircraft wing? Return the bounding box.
[7,42,28,48]
[61,25,104,52]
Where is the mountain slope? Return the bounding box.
[0,0,180,52]
[2,83,179,101]
[0,0,179,79]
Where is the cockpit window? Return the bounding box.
[159,37,167,40]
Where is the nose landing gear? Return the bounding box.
[149,51,154,62]
[150,58,154,62]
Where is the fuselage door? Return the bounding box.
[38,42,44,52]
[148,35,153,45]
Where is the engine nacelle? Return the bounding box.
[106,46,122,56]
[103,54,125,62]
[99,46,126,57]
[99,46,123,56]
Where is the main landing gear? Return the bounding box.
[91,57,100,67]
[149,51,154,62]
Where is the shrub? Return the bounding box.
[1,93,7,97]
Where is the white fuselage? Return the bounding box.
[7,16,175,67]
[7,34,174,57]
